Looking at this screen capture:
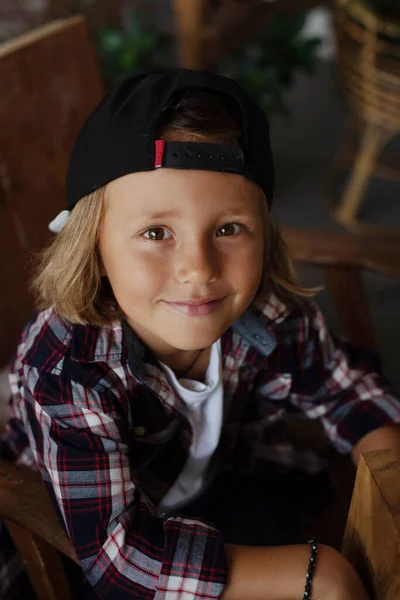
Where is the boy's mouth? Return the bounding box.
[162,297,227,317]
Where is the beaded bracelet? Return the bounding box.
[303,537,318,600]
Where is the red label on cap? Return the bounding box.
[154,140,166,168]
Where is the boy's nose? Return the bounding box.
[174,241,219,285]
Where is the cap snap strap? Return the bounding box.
[154,141,246,173]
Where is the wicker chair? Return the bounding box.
[329,0,400,233]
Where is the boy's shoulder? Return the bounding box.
[15,307,124,375]
[249,293,319,333]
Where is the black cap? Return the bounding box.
[66,69,275,210]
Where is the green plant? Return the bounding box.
[96,8,321,119]
[96,10,171,85]
[221,12,321,117]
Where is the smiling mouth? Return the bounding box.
[163,297,227,317]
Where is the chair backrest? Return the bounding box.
[282,227,400,554]
[341,449,400,600]
[0,17,104,597]
[0,458,78,600]
[282,226,400,350]
[0,15,104,368]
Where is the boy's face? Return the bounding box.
[99,167,264,359]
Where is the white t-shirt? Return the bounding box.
[159,340,223,511]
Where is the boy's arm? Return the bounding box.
[289,302,400,457]
[351,424,400,464]
[222,543,370,600]
[23,368,227,600]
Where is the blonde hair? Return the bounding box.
[32,188,117,326]
[33,89,316,325]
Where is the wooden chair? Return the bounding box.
[173,0,332,70]
[0,15,104,369]
[0,19,102,600]
[283,226,400,351]
[0,17,103,600]
[283,227,400,550]
[1,449,398,600]
[0,460,78,600]
[342,449,400,600]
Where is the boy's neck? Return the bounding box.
[125,318,213,382]
[162,346,212,383]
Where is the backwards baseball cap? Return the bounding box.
[49,69,275,233]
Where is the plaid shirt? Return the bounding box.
[1,294,400,599]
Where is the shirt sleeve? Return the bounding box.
[289,301,400,453]
[21,368,227,600]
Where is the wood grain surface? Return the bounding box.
[342,450,400,600]
[0,16,104,366]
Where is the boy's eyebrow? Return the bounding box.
[138,209,180,220]
[219,208,253,217]
[135,207,253,221]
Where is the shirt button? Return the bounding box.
[134,426,146,437]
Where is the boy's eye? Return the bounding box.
[143,227,172,241]
[217,223,243,237]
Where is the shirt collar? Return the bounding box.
[121,320,159,383]
[69,320,125,363]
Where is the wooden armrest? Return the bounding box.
[341,450,400,600]
[0,459,78,563]
[282,227,400,278]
